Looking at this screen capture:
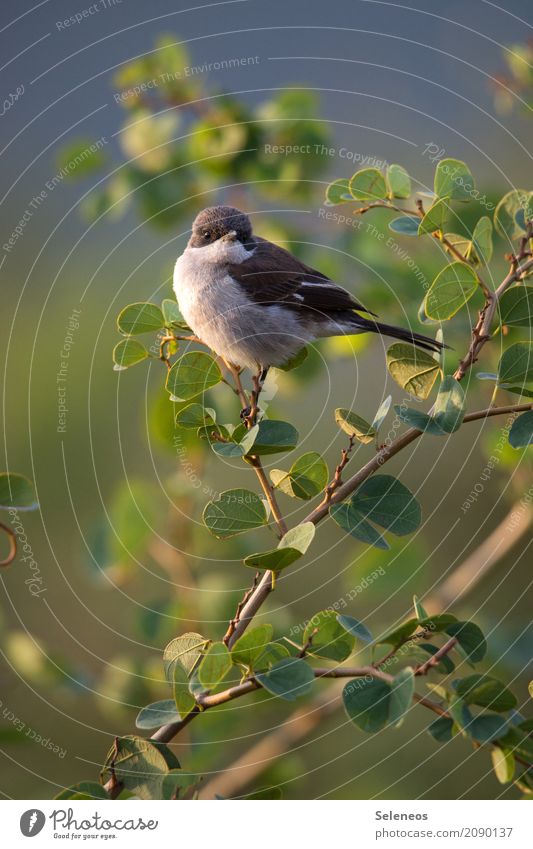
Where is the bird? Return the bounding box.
[173,205,443,386]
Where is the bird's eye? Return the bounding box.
[203,231,211,240]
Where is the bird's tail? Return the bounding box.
[351,316,445,354]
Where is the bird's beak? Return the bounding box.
[222,230,238,242]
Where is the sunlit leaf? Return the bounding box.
[203,488,268,539]
[424,262,478,321]
[386,343,440,399]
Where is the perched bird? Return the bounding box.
[173,205,443,377]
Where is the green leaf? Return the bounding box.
[55,781,109,800]
[349,167,387,200]
[303,610,355,661]
[469,714,509,744]
[472,216,493,265]
[255,642,291,670]
[100,736,179,800]
[231,624,273,668]
[432,376,465,432]
[418,197,450,235]
[378,618,419,647]
[198,642,232,689]
[113,338,149,370]
[0,473,38,510]
[413,595,429,620]
[210,427,258,458]
[203,488,268,539]
[454,675,517,712]
[386,343,440,399]
[162,770,199,800]
[255,657,314,701]
[498,343,533,385]
[335,408,376,443]
[166,352,222,401]
[445,621,486,663]
[337,614,373,644]
[244,420,298,456]
[324,178,351,205]
[494,189,532,241]
[343,677,392,732]
[117,302,165,335]
[351,475,421,537]
[509,411,533,448]
[387,164,411,199]
[372,395,392,431]
[388,215,420,236]
[271,452,328,500]
[135,699,181,729]
[175,403,216,429]
[163,632,207,680]
[330,503,389,549]
[162,298,189,328]
[243,522,315,572]
[173,662,196,719]
[491,747,515,784]
[424,261,478,321]
[500,286,533,327]
[434,158,475,201]
[427,716,454,743]
[389,667,415,727]
[395,376,465,436]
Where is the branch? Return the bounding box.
[302,402,532,527]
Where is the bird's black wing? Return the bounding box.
[228,237,375,316]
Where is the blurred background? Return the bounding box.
[1,0,532,799]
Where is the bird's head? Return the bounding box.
[188,206,253,250]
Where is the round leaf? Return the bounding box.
[434,158,475,201]
[136,699,181,729]
[337,614,373,643]
[330,502,389,550]
[166,352,222,401]
[500,286,533,327]
[198,642,232,689]
[386,343,440,399]
[494,190,532,241]
[454,674,517,712]
[389,667,415,727]
[351,474,421,537]
[418,197,450,235]
[387,164,411,199]
[175,403,216,429]
[472,216,493,265]
[244,420,298,456]
[324,178,351,205]
[425,261,478,321]
[113,338,148,370]
[388,215,420,236]
[0,473,38,510]
[335,408,376,443]
[498,343,533,385]
[508,411,533,448]
[203,488,268,539]
[231,624,273,668]
[349,167,387,200]
[303,610,355,661]
[255,658,314,701]
[343,677,391,733]
[117,302,165,335]
[243,522,315,572]
[445,621,486,663]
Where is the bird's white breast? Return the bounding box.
[173,241,311,368]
